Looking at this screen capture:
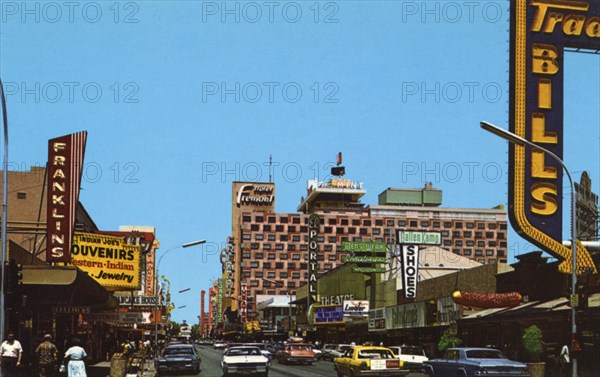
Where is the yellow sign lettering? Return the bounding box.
[530,182,558,215]
[531,150,558,179]
[531,113,558,143]
[532,44,559,74]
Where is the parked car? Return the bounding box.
[155,344,201,375]
[213,341,229,350]
[423,348,530,377]
[322,344,353,361]
[276,342,317,365]
[221,346,270,377]
[243,342,274,360]
[388,345,428,372]
[334,346,409,377]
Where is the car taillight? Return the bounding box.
[386,359,400,368]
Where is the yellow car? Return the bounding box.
[333,346,409,377]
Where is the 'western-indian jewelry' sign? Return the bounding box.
[46,132,87,263]
[509,0,598,274]
[70,232,141,290]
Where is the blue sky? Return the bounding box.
[1,0,598,323]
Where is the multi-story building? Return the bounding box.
[233,179,507,317]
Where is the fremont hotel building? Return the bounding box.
[231,180,508,318]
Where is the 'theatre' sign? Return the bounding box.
[46,132,87,263]
[509,0,598,274]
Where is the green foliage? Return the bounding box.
[191,324,201,339]
[438,329,462,352]
[169,320,181,336]
[522,325,543,362]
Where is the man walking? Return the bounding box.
[0,332,23,377]
[35,334,58,377]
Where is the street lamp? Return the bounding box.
[0,80,10,346]
[154,240,205,352]
[261,278,294,337]
[480,121,579,377]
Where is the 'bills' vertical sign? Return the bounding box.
[46,131,87,263]
[401,245,419,299]
[307,214,320,309]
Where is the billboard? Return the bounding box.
[509,0,598,273]
[46,131,87,262]
[70,232,142,290]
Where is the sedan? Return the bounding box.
[221,346,270,377]
[423,348,530,377]
[334,346,409,377]
[155,344,201,375]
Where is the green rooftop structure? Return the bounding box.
[378,183,442,207]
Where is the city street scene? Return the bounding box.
[0,0,599,376]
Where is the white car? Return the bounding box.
[221,346,270,377]
[388,345,428,372]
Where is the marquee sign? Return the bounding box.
[509,0,598,274]
[46,131,87,262]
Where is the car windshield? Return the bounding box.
[163,347,194,356]
[466,350,506,359]
[357,350,395,359]
[227,347,262,356]
[246,344,266,350]
[339,345,352,352]
[402,346,425,356]
[290,345,311,350]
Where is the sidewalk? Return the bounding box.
[88,359,155,377]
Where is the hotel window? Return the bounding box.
[455,240,463,246]
[452,249,461,254]
[280,254,288,260]
[251,243,259,250]
[300,226,308,232]
[477,258,485,264]
[243,215,251,222]
[267,290,276,295]
[360,228,368,235]
[256,216,264,223]
[255,271,263,278]
[263,281,271,288]
[300,263,308,269]
[292,272,300,279]
[433,221,440,228]
[348,228,356,234]
[398,220,406,226]
[384,229,391,235]
[341,237,348,242]
[276,262,284,269]
[443,240,452,246]
[250,261,259,268]
[488,223,497,229]
[264,244,272,250]
[292,235,301,242]
[464,231,472,237]
[387,220,394,226]
[497,232,506,239]
[287,262,296,269]
[292,254,300,260]
[288,245,296,251]
[336,227,344,234]
[421,221,429,227]
[267,234,276,241]
[263,225,271,232]
[328,236,336,243]
[477,241,486,247]
[441,230,449,236]
[304,217,309,224]
[304,235,309,242]
[263,262,271,269]
[375,219,383,226]
[244,272,251,277]
[341,219,349,225]
[292,217,301,224]
[386,238,395,244]
[486,232,494,238]
[500,223,507,230]
[463,249,472,256]
[444,222,452,228]
[353,237,362,242]
[363,220,371,226]
[324,263,333,269]
[317,236,324,242]
[304,272,308,279]
[251,281,259,287]
[498,250,506,257]
[287,282,295,288]
[275,244,284,250]
[328,218,337,225]
[256,253,264,259]
[280,217,289,223]
[280,272,288,278]
[410,221,418,227]
[467,222,475,229]
[486,249,495,256]
[276,225,284,232]
[375,238,384,242]
[280,235,288,241]
[455,222,463,229]
[328,254,337,261]
[317,255,325,261]
[324,245,333,251]
[251,224,260,231]
[466,241,474,247]
[242,253,251,259]
[475,250,483,256]
[268,216,276,223]
[373,228,381,235]
[336,245,342,251]
[324,227,333,233]
[300,245,308,251]
[475,232,483,238]
[500,241,507,248]
[452,231,460,237]
[489,241,497,247]
[255,234,263,240]
[243,234,251,240]
[352,219,360,226]
[288,226,296,233]
[267,272,276,278]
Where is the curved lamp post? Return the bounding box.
[154,240,205,351]
[480,121,579,377]
[0,80,9,346]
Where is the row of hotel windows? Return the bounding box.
[242,214,507,231]
[243,223,507,234]
[242,236,507,248]
[242,248,506,260]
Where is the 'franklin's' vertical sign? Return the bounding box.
[46,132,87,263]
[509,0,598,273]
[307,214,320,308]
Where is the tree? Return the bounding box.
[438,329,462,352]
[522,325,543,362]
[169,321,181,336]
[191,324,201,340]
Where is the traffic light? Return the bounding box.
[5,259,23,294]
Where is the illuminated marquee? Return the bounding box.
[509,0,598,274]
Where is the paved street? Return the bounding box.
[148,345,428,377]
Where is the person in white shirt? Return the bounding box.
[559,344,570,377]
[0,333,23,377]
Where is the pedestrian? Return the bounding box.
[35,334,58,377]
[63,338,87,377]
[0,332,23,377]
[559,344,570,377]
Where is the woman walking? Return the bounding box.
[63,338,87,377]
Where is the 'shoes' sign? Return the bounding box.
[401,245,419,299]
[46,132,87,263]
[509,0,598,274]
